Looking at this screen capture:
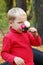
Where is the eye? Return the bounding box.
[18,22,23,24]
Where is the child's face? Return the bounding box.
[12,15,27,32]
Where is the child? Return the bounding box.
[1,7,42,65]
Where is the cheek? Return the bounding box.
[14,23,19,27]
[14,22,21,29]
[16,24,21,29]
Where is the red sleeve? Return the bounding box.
[1,36,16,64]
[28,32,42,46]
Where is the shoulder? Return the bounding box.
[3,31,13,40]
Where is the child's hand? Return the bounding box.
[14,57,25,65]
[29,27,38,37]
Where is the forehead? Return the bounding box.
[16,15,27,22]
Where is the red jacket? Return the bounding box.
[1,27,42,65]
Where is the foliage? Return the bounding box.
[0,13,9,35]
[26,0,35,26]
[30,0,37,27]
[26,0,32,13]
[4,0,13,12]
[0,0,6,13]
[26,0,36,27]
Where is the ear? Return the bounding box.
[8,20,13,24]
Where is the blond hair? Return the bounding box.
[8,7,27,20]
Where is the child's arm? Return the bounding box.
[29,33,42,46]
[1,37,15,64]
[1,36,25,65]
[28,27,42,46]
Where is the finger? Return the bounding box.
[21,61,25,65]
